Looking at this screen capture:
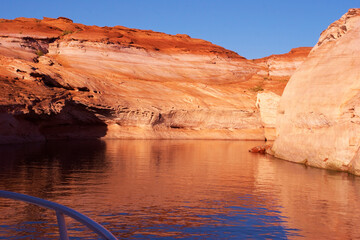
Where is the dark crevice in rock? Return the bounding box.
[77,87,90,92]
[16,69,27,73]
[87,105,114,117]
[30,72,73,90]
[152,113,165,126]
[170,125,183,129]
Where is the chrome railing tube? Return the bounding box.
[56,211,69,240]
[0,190,117,240]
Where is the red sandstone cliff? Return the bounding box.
[0,17,310,143]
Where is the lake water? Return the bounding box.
[0,140,359,239]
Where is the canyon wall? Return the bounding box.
[272,8,360,175]
[256,92,281,141]
[0,17,309,143]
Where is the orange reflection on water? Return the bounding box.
[0,140,359,239]
[255,154,360,239]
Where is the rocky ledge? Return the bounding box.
[0,17,310,143]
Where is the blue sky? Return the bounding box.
[0,0,358,59]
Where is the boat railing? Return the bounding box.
[0,190,117,240]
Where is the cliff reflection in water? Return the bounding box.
[0,140,359,239]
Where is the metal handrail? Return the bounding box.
[0,190,117,240]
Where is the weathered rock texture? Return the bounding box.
[272,9,360,175]
[252,47,311,95]
[0,17,310,143]
[256,92,281,140]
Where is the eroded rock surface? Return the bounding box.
[0,17,309,143]
[272,8,360,175]
[256,92,281,140]
[252,47,311,95]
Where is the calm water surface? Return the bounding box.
[0,140,359,239]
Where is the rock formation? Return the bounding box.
[252,47,311,95]
[0,17,310,144]
[272,9,360,175]
[256,92,281,140]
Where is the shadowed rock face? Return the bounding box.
[272,8,360,175]
[0,17,310,143]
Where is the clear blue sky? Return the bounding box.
[1,0,358,59]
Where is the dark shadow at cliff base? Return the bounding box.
[0,99,109,144]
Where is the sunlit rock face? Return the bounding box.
[256,92,281,141]
[252,47,311,95]
[0,17,309,143]
[272,9,360,175]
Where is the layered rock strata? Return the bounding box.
[252,47,311,95]
[0,17,309,143]
[272,8,360,175]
